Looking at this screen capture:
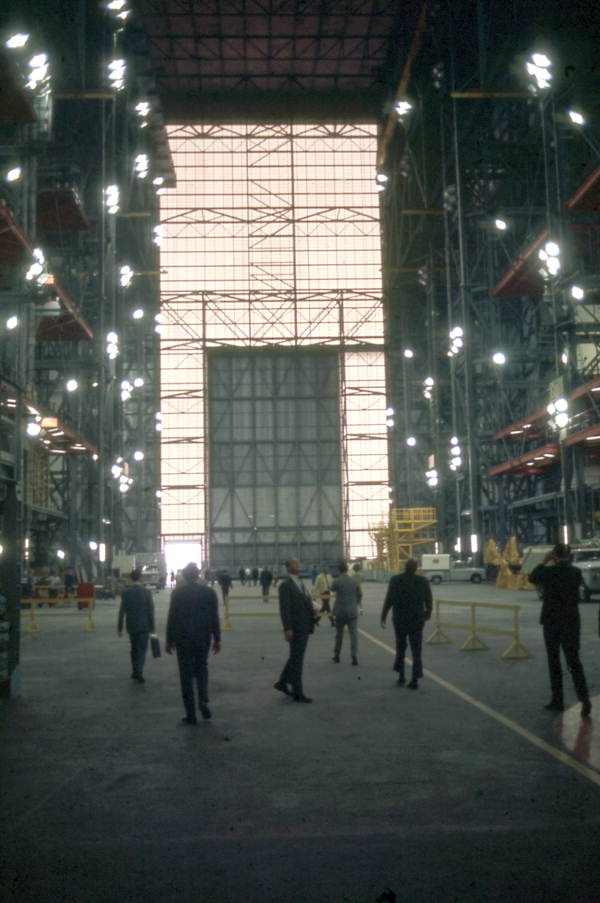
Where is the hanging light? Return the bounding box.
[65,378,78,392]
[134,153,149,179]
[104,184,120,215]
[406,436,417,447]
[567,109,585,126]
[395,100,413,118]
[403,348,414,359]
[525,51,552,92]
[6,316,19,330]
[538,240,561,278]
[6,167,22,182]
[5,34,30,49]
[107,58,126,91]
[133,450,144,461]
[27,422,41,437]
[119,264,134,287]
[492,351,506,365]
[132,308,144,319]
[494,217,508,231]
[570,285,585,301]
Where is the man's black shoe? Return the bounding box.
[199,703,212,720]
[293,694,313,703]
[181,715,198,725]
[581,699,592,718]
[273,681,292,696]
[396,677,405,686]
[351,656,358,666]
[407,680,418,690]
[332,655,340,663]
[544,701,564,712]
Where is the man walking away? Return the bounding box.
[259,566,273,602]
[331,562,362,665]
[529,543,591,718]
[118,568,155,683]
[166,562,221,724]
[380,559,432,689]
[274,557,316,703]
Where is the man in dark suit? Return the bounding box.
[529,543,591,718]
[166,562,221,724]
[274,557,316,703]
[118,568,155,683]
[380,558,433,689]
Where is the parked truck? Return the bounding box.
[420,553,486,585]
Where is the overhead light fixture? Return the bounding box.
[406,436,417,447]
[567,109,585,126]
[538,240,560,277]
[492,351,506,365]
[65,378,78,392]
[119,264,134,287]
[403,348,414,359]
[570,285,585,301]
[6,315,19,330]
[5,33,30,49]
[395,100,413,118]
[494,217,508,231]
[525,51,552,92]
[134,153,149,179]
[132,308,144,319]
[133,450,144,461]
[107,58,126,91]
[104,184,120,215]
[26,422,41,437]
[6,167,22,182]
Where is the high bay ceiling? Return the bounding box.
[133,0,424,121]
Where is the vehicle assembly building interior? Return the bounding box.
[1,3,600,902]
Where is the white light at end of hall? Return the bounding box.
[492,351,506,365]
[6,316,19,330]
[568,109,586,126]
[5,34,30,49]
[6,167,22,182]
[570,285,584,300]
[66,378,78,392]
[406,436,417,447]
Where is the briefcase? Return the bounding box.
[150,634,161,658]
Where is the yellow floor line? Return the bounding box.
[359,627,600,789]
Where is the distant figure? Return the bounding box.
[529,543,591,718]
[64,567,76,597]
[351,562,363,589]
[217,570,233,599]
[118,568,156,683]
[166,562,221,724]
[310,564,318,585]
[274,557,316,703]
[380,559,432,689]
[313,566,334,625]
[259,566,273,602]
[48,571,62,599]
[251,566,259,586]
[238,567,246,586]
[170,570,175,587]
[331,562,362,665]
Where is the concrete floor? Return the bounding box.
[1,580,599,903]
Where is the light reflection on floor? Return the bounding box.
[553,696,599,771]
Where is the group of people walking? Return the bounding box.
[117,542,595,724]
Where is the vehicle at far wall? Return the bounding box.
[420,553,486,585]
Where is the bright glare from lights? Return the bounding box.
[66,378,78,392]
[570,285,585,300]
[133,377,144,388]
[555,412,569,428]
[403,348,414,359]
[5,33,30,49]
[423,377,434,388]
[89,540,98,551]
[56,549,66,560]
[27,422,41,436]
[492,351,506,365]
[406,436,417,447]
[395,100,413,117]
[6,167,22,182]
[385,406,394,417]
[133,450,144,461]
[132,308,144,319]
[554,397,568,412]
[494,218,508,231]
[119,264,134,287]
[6,316,19,330]
[568,109,585,126]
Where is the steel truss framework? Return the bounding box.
[160,122,389,561]
[380,0,600,554]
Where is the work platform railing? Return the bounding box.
[20,596,96,632]
[426,599,533,659]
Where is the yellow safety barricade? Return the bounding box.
[220,594,277,630]
[21,596,96,632]
[426,598,532,659]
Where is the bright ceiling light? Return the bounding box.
[27,422,41,436]
[6,316,19,330]
[6,167,22,182]
[5,33,30,49]
[65,378,78,392]
[132,308,144,319]
[403,348,414,359]
[133,450,144,461]
[568,109,586,126]
[406,436,417,447]
[494,217,508,231]
[492,351,506,365]
[395,100,413,118]
[570,285,584,301]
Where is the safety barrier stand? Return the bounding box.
[21,596,96,632]
[426,599,533,659]
[220,593,287,628]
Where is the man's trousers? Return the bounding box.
[176,642,210,718]
[129,631,149,678]
[543,620,589,705]
[392,622,424,681]
[279,632,310,696]
[333,614,358,659]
